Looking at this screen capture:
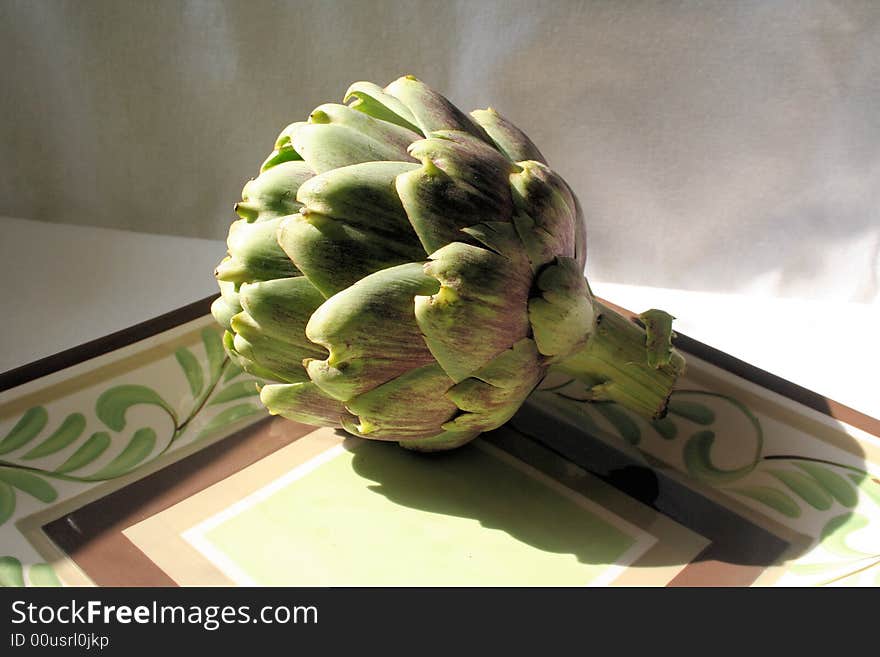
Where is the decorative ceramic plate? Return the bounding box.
[1,297,878,587]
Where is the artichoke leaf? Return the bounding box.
[222,331,286,383]
[214,217,300,285]
[470,107,547,164]
[260,382,355,428]
[291,123,415,174]
[230,326,312,384]
[229,288,321,381]
[278,211,426,298]
[397,429,481,452]
[460,222,530,265]
[410,130,519,185]
[385,75,492,144]
[344,81,421,134]
[443,339,544,433]
[237,277,327,353]
[236,161,314,222]
[528,256,597,357]
[343,363,457,439]
[308,103,421,153]
[296,161,422,241]
[261,121,307,172]
[415,242,532,384]
[210,279,243,331]
[305,262,439,401]
[397,131,518,254]
[568,186,588,270]
[511,161,578,268]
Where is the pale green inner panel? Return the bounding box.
[201,440,639,586]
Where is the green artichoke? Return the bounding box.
[212,75,685,451]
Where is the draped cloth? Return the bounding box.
[1,0,877,303]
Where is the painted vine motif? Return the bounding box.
[0,328,265,586]
[517,378,880,586]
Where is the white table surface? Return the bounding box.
[3,216,877,418]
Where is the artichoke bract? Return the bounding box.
[212,75,685,451]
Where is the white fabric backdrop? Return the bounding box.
[1,0,878,303]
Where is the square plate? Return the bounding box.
[1,296,878,587]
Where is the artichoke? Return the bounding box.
[212,75,685,451]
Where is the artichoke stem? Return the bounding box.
[553,302,685,419]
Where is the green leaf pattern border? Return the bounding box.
[520,378,880,587]
[0,325,267,587]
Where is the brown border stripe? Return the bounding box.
[43,417,314,587]
[666,551,767,587]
